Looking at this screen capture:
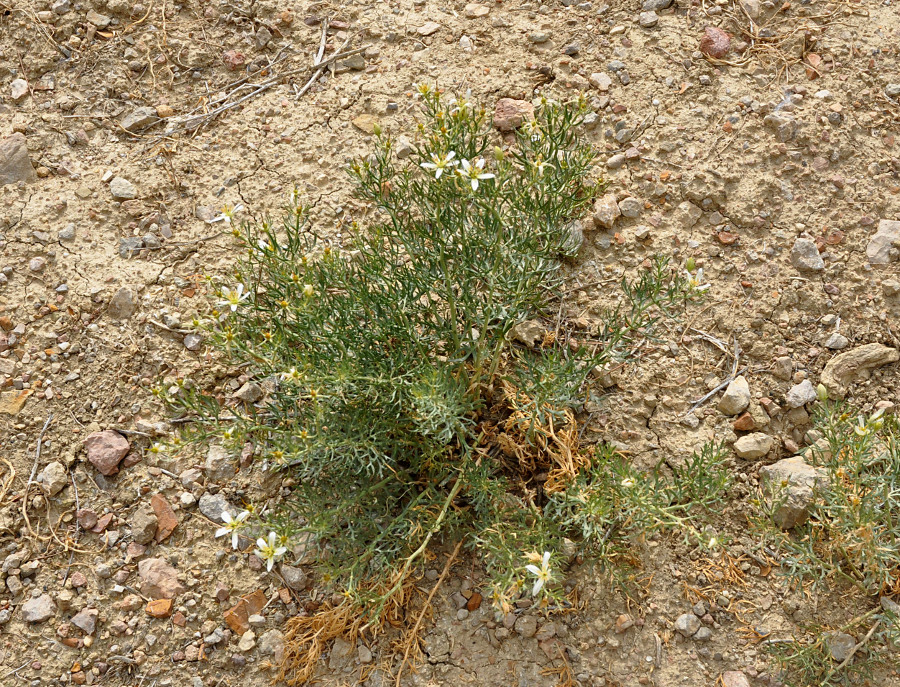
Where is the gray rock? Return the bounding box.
[721,672,751,687]
[10,79,28,102]
[759,457,828,529]
[785,379,818,408]
[675,201,702,228]
[256,26,273,49]
[674,613,701,637]
[233,381,263,403]
[281,564,308,590]
[37,461,68,496]
[22,594,56,623]
[733,433,774,460]
[0,608,10,624]
[882,279,900,298]
[589,72,612,91]
[867,220,900,265]
[718,375,750,416]
[606,153,626,169]
[238,630,256,652]
[592,194,621,229]
[109,176,137,200]
[617,197,642,218]
[790,238,824,272]
[258,629,285,657]
[395,136,414,159]
[886,84,900,99]
[825,632,856,662]
[514,614,538,638]
[86,9,110,27]
[693,626,713,641]
[198,492,232,522]
[59,224,76,241]
[204,627,226,645]
[763,113,799,142]
[0,133,36,186]
[52,0,71,14]
[121,107,158,133]
[70,607,99,634]
[108,288,136,319]
[183,333,203,351]
[642,0,672,9]
[638,11,659,27]
[119,237,144,258]
[205,443,236,481]
[821,343,899,399]
[357,643,373,664]
[824,332,849,350]
[130,504,159,545]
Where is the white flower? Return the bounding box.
[281,367,302,383]
[684,268,710,292]
[457,158,495,191]
[621,478,635,489]
[215,510,250,550]
[302,284,315,298]
[421,151,458,179]
[254,531,288,572]
[257,238,279,253]
[529,155,553,177]
[208,203,244,224]
[525,551,553,597]
[448,90,474,116]
[218,284,250,312]
[414,82,433,98]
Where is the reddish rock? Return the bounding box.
[115,595,143,611]
[91,513,114,533]
[732,413,756,431]
[146,598,173,618]
[172,611,187,627]
[70,607,98,634]
[466,592,483,611]
[83,430,130,475]
[699,26,731,59]
[224,589,267,635]
[76,509,98,530]
[69,571,87,588]
[493,98,534,132]
[150,494,178,542]
[222,50,246,70]
[138,558,186,600]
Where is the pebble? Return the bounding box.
[606,153,626,169]
[618,197,642,218]
[183,333,203,350]
[824,332,849,350]
[22,594,56,623]
[37,461,68,496]
[866,220,900,265]
[83,430,130,475]
[259,629,285,657]
[733,433,774,460]
[58,224,76,241]
[642,0,672,9]
[70,607,98,634]
[108,287,136,319]
[718,376,750,416]
[674,613,701,637]
[238,630,257,652]
[281,564,308,591]
[0,133,37,186]
[121,107,158,133]
[885,84,900,99]
[589,72,612,91]
[494,98,534,132]
[592,194,621,229]
[790,238,824,272]
[760,457,828,529]
[198,492,232,522]
[138,557,186,599]
[699,26,731,59]
[464,3,490,18]
[638,11,658,27]
[234,381,264,403]
[514,615,538,638]
[721,672,751,687]
[825,632,856,662]
[784,379,817,408]
[821,343,899,399]
[130,504,159,545]
[10,79,29,102]
[109,176,137,200]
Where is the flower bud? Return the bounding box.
[685,257,697,272]
[493,145,504,162]
[373,123,382,136]
[816,383,828,402]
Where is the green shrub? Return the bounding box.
[163,89,723,622]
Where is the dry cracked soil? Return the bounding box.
[1,0,900,685]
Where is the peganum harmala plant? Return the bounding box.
[163,89,724,627]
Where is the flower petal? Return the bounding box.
[232,532,240,549]
[542,551,551,567]
[215,527,229,538]
[525,565,541,576]
[532,578,544,596]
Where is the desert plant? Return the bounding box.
[162,89,722,635]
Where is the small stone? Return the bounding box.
[86,9,111,27]
[259,629,285,658]
[255,26,272,48]
[606,153,626,169]
[0,133,36,186]
[146,598,174,618]
[108,288,136,319]
[821,343,899,399]
[233,381,263,403]
[281,565,308,591]
[84,430,130,475]
[675,200,702,227]
[121,107,158,133]
[37,461,67,497]
[198,492,232,522]
[109,177,137,200]
[22,594,56,623]
[790,238,824,272]
[222,50,246,70]
[592,194,621,229]
[732,413,755,432]
[638,11,658,27]
[693,626,713,641]
[733,433,774,460]
[867,220,900,265]
[718,376,750,416]
[464,3,489,18]
[357,643,373,664]
[417,21,441,36]
[785,379,818,408]
[721,671,751,687]
[205,443,236,481]
[10,79,29,102]
[674,613,701,637]
[130,504,159,545]
[759,457,829,529]
[151,494,178,542]
[514,615,538,638]
[824,332,849,350]
[493,98,534,132]
[59,224,76,241]
[238,630,257,652]
[885,84,900,99]
[589,72,612,91]
[825,632,856,662]
[699,26,731,59]
[119,237,144,259]
[614,614,633,633]
[618,197,642,218]
[138,557,186,599]
[642,0,672,9]
[183,333,203,351]
[70,607,98,634]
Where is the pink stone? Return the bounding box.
[493,98,534,132]
[699,26,731,59]
[83,430,130,475]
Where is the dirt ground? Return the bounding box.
[1,0,899,685]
